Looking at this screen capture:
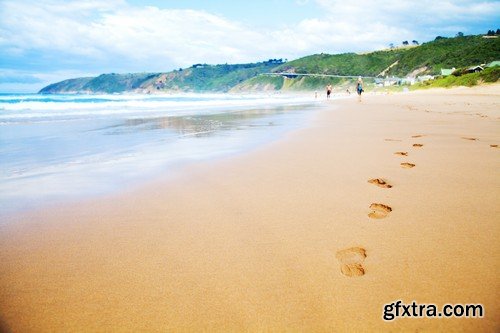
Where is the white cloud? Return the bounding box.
[285,0,500,53]
[0,0,286,70]
[314,0,500,35]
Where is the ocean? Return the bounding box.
[0,93,323,215]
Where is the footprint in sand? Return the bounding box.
[412,143,424,147]
[368,178,392,188]
[490,144,498,148]
[401,162,415,169]
[368,203,392,219]
[462,137,478,141]
[394,151,408,156]
[412,135,424,138]
[336,247,367,277]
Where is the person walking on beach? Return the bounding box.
[356,77,364,101]
[326,84,332,99]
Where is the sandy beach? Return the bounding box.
[1,86,499,332]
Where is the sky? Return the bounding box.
[0,0,499,92]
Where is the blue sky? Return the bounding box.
[0,0,499,92]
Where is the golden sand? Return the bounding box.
[1,85,499,332]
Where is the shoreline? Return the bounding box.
[1,85,499,331]
[0,94,327,219]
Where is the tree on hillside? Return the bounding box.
[389,43,395,49]
[487,30,495,36]
[412,40,419,45]
[456,32,464,37]
[435,36,446,40]
[402,40,409,46]
[496,29,500,35]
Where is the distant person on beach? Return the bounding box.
[326,84,332,99]
[356,77,364,100]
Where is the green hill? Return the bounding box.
[272,35,499,77]
[152,61,280,92]
[387,35,500,76]
[234,35,499,91]
[39,34,500,94]
[39,73,158,94]
[39,77,94,93]
[273,49,406,76]
[232,75,355,92]
[39,61,282,94]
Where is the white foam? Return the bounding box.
[0,93,316,122]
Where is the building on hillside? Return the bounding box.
[375,77,402,86]
[384,77,400,86]
[417,75,434,83]
[440,68,456,76]
[466,65,484,73]
[375,76,417,86]
[375,75,438,86]
[401,77,416,85]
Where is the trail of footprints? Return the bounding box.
[336,135,421,277]
[460,136,499,148]
[337,129,498,277]
[367,134,422,220]
[337,133,497,277]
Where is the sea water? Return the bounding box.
[0,93,322,215]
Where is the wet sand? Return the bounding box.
[1,85,499,332]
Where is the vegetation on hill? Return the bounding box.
[236,35,499,91]
[232,75,359,92]
[388,35,500,76]
[83,73,159,93]
[271,35,499,77]
[40,61,281,94]
[273,50,406,77]
[39,34,500,94]
[39,77,93,93]
[40,73,158,94]
[230,75,285,91]
[415,66,500,88]
[155,61,279,92]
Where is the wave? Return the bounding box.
[0,93,316,123]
